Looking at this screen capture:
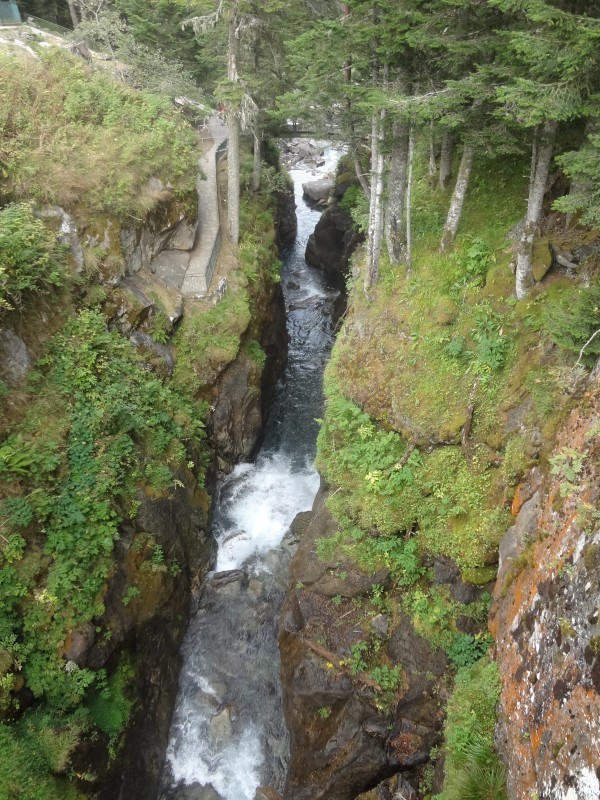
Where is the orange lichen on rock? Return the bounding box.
[491,375,600,800]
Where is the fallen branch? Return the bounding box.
[575,328,600,369]
[303,638,382,692]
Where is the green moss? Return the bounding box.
[501,436,529,489]
[86,660,134,740]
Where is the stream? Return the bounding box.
[161,145,343,800]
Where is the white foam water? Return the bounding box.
[215,455,320,572]
[168,720,263,800]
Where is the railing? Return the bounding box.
[23,14,71,35]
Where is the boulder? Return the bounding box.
[0,328,30,385]
[302,178,335,204]
[305,204,363,289]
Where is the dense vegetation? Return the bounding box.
[0,50,197,217]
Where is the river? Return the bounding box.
[161,145,343,800]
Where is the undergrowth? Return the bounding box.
[0,308,205,716]
[432,657,506,800]
[0,50,197,219]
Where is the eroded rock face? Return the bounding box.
[0,328,30,385]
[279,491,446,800]
[305,204,363,288]
[121,188,197,276]
[491,374,600,800]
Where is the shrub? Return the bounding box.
[0,51,197,218]
[0,204,65,311]
[435,657,506,800]
[543,283,600,365]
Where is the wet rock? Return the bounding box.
[274,188,298,249]
[256,788,283,800]
[130,330,174,374]
[37,206,84,272]
[371,614,390,637]
[63,623,95,667]
[209,708,232,745]
[164,785,223,800]
[305,204,363,289]
[433,556,460,585]
[0,328,30,385]
[498,490,542,578]
[278,138,324,170]
[212,355,264,470]
[302,178,335,204]
[280,491,447,800]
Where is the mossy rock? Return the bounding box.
[460,566,498,586]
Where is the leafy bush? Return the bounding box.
[340,185,363,213]
[543,283,600,365]
[0,204,65,311]
[447,237,495,299]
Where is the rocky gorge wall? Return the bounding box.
[492,367,600,800]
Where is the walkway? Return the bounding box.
[152,116,228,297]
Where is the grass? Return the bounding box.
[0,49,197,220]
[433,657,506,800]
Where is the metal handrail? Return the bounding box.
[23,14,71,35]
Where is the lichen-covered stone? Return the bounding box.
[491,375,600,800]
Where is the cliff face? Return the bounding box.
[279,493,448,800]
[492,369,600,800]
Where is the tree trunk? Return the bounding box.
[252,127,261,192]
[67,0,79,27]
[405,126,415,273]
[385,119,409,263]
[438,131,454,189]
[353,153,371,199]
[364,107,385,291]
[439,143,474,251]
[227,14,241,245]
[515,119,557,299]
[428,119,437,179]
[365,109,380,279]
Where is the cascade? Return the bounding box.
[161,145,343,800]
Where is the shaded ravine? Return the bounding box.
[160,146,343,800]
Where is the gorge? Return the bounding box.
[1,4,599,800]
